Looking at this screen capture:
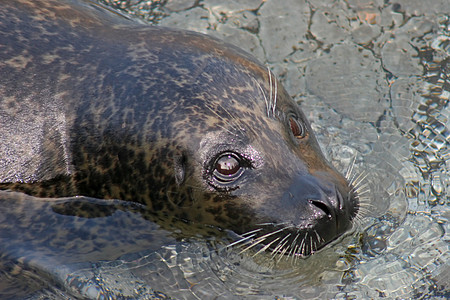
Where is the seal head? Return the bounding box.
[183,69,359,256]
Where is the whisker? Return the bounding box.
[257,227,287,239]
[272,72,278,117]
[203,103,237,129]
[267,66,273,118]
[241,228,264,237]
[203,101,250,138]
[239,237,267,254]
[287,233,300,257]
[347,166,364,184]
[238,227,287,254]
[354,187,370,197]
[314,229,324,243]
[216,103,249,137]
[252,236,281,257]
[206,110,245,137]
[345,154,357,180]
[276,241,290,263]
[353,214,365,226]
[225,231,260,249]
[270,235,287,256]
[354,181,370,193]
[351,172,369,190]
[301,232,309,256]
[356,204,372,212]
[358,201,377,210]
[290,244,300,264]
[354,207,372,218]
[255,78,270,118]
[255,222,279,227]
[352,205,375,225]
[224,228,268,251]
[271,233,291,260]
[226,235,256,248]
[347,165,359,184]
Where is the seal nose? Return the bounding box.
[255,174,357,257]
[308,198,333,219]
[279,174,353,232]
[307,186,349,229]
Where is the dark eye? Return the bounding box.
[289,116,307,139]
[213,152,244,183]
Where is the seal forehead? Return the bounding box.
[143,52,269,145]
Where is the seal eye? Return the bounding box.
[289,116,306,139]
[213,153,243,183]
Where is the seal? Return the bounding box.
[0,0,358,257]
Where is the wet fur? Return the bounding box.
[0,0,358,257]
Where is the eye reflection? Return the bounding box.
[214,153,242,182]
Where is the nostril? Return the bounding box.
[308,199,332,219]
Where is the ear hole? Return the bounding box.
[174,154,187,185]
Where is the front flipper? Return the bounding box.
[0,191,176,298]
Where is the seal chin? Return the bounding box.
[250,174,359,257]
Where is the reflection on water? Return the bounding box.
[1,0,449,299]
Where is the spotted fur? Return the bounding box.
[0,0,358,257]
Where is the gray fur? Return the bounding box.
[0,0,358,257]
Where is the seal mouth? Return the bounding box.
[229,223,335,258]
[230,187,359,258]
[235,221,355,258]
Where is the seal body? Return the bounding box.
[0,0,358,256]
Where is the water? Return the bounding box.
[155,0,450,297]
[1,0,449,298]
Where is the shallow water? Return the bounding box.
[1,0,449,299]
